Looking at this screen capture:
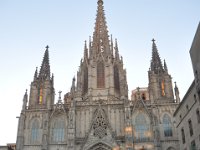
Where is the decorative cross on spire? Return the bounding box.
[46,45,49,50]
[152,38,155,43]
[58,91,62,100]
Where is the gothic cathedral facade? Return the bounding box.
[16,0,180,150]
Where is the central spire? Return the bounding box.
[92,0,110,57]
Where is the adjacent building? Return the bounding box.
[15,0,180,150]
[174,23,200,150]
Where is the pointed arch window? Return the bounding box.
[163,114,173,137]
[134,113,150,142]
[114,65,120,92]
[83,67,88,95]
[38,86,43,104]
[97,62,105,88]
[161,79,165,96]
[31,119,40,143]
[52,119,65,142]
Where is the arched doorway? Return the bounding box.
[89,143,112,150]
[167,147,176,150]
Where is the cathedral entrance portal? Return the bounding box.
[88,143,112,150]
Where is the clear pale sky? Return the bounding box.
[0,0,199,145]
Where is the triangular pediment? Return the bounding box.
[50,100,67,118]
[132,98,151,119]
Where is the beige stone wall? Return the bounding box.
[174,82,200,150]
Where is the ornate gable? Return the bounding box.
[81,104,118,150]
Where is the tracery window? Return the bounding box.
[93,110,107,138]
[52,119,65,142]
[97,62,105,88]
[31,119,39,143]
[163,114,173,137]
[83,67,88,95]
[114,65,120,91]
[134,113,150,142]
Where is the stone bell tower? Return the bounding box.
[148,39,174,103]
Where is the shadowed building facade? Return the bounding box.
[16,0,180,150]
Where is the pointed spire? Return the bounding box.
[22,89,28,110]
[71,76,76,94]
[84,40,88,62]
[174,82,180,103]
[150,39,164,74]
[38,45,50,80]
[34,67,38,81]
[164,59,168,73]
[115,39,119,60]
[92,0,110,56]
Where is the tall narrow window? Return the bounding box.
[83,67,88,95]
[53,119,65,142]
[196,109,200,123]
[191,140,196,150]
[97,62,105,88]
[31,119,39,143]
[181,128,185,144]
[114,65,120,91]
[38,86,43,104]
[134,113,150,142]
[188,119,193,136]
[163,114,173,137]
[161,79,165,96]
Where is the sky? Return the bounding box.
[0,0,200,145]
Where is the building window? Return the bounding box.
[38,86,43,104]
[83,67,88,95]
[186,105,189,110]
[191,140,196,150]
[196,109,200,123]
[31,119,39,143]
[180,114,182,120]
[161,80,165,96]
[114,65,120,92]
[53,119,65,142]
[181,128,185,144]
[97,62,105,88]
[188,119,193,136]
[134,113,150,142]
[163,114,173,137]
[142,93,146,100]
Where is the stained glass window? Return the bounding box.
[114,65,120,91]
[161,80,165,96]
[38,87,43,104]
[163,114,173,137]
[134,113,150,142]
[53,119,65,142]
[31,119,39,143]
[97,62,105,88]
